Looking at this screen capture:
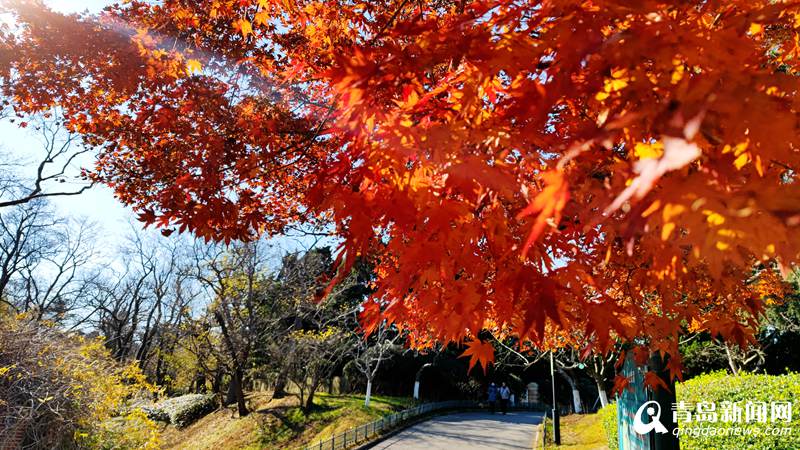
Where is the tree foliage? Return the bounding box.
[4,0,800,379]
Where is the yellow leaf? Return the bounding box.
[662,203,685,222]
[597,68,630,100]
[705,212,725,226]
[671,59,684,84]
[606,77,628,92]
[610,67,628,79]
[749,23,764,35]
[734,152,750,170]
[405,89,419,108]
[236,19,253,38]
[186,59,202,74]
[661,222,676,240]
[641,200,661,218]
[634,141,664,159]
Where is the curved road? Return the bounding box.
[370,411,543,450]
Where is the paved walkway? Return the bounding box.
[370,411,543,450]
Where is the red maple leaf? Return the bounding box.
[459,340,495,374]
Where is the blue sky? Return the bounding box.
[2,0,130,241]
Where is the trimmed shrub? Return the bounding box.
[599,402,618,449]
[677,371,800,450]
[140,404,170,424]
[144,394,216,428]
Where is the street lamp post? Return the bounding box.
[550,351,561,445]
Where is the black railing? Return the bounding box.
[299,400,475,450]
[298,399,549,450]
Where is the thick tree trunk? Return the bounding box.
[304,390,316,413]
[225,376,237,405]
[597,380,609,408]
[364,379,373,407]
[272,364,290,398]
[304,378,321,413]
[571,388,582,413]
[213,369,222,394]
[558,369,582,413]
[231,368,248,417]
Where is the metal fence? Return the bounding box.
[299,400,476,450]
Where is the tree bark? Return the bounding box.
[225,377,237,405]
[364,379,373,407]
[231,368,248,417]
[724,342,740,376]
[597,381,609,408]
[304,377,321,413]
[272,364,289,399]
[213,368,222,394]
[213,310,249,416]
[558,369,582,413]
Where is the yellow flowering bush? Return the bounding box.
[0,315,161,449]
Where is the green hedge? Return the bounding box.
[599,403,618,449]
[677,371,800,450]
[600,372,800,450]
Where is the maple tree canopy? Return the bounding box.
[2,0,800,378]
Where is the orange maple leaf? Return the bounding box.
[459,340,495,373]
[516,171,569,257]
[643,371,670,392]
[611,374,631,397]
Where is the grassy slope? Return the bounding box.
[160,392,414,450]
[541,413,609,450]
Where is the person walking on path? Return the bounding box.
[499,382,511,415]
[487,382,498,414]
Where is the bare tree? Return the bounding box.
[0,113,93,209]
[87,229,197,377]
[352,321,402,407]
[11,217,97,323]
[0,199,56,307]
[0,196,98,324]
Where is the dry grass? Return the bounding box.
[159,392,413,450]
[541,413,610,450]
